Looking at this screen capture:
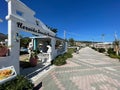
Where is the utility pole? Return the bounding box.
[0,18,3,22]
[101,34,105,43]
[64,30,66,39]
[114,32,118,40]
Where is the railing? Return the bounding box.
[57,47,65,55]
[37,53,50,62]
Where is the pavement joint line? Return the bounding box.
[55,68,101,74]
[71,58,96,68]
[38,47,120,90]
[51,73,65,90]
[70,59,120,79]
[99,68,120,78]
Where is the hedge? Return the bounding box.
[0,75,34,90]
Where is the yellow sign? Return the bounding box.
[0,66,17,84]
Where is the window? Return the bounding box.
[36,20,39,26]
[16,10,23,16]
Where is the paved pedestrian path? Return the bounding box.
[40,47,120,90]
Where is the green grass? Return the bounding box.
[109,54,120,59]
[109,54,118,58]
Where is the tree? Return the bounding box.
[113,40,119,55]
[51,28,58,33]
[55,40,61,49]
[46,25,58,33]
[20,37,31,48]
[69,38,75,46]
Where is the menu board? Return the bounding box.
[0,66,17,84]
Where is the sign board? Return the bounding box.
[0,66,17,84]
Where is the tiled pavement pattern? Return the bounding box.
[40,47,120,90]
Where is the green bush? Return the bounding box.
[52,48,74,66]
[98,48,105,53]
[91,47,97,51]
[68,48,75,54]
[107,48,115,55]
[64,52,73,58]
[53,55,66,66]
[0,75,34,90]
[109,54,118,58]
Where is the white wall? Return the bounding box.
[1,0,67,74]
[4,0,56,74]
[0,56,19,73]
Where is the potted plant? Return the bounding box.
[29,51,38,67]
[0,44,8,57]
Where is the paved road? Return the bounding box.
[40,47,120,90]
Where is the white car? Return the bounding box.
[20,47,28,53]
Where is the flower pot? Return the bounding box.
[0,47,8,57]
[29,57,37,67]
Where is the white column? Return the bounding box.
[65,42,68,52]
[8,20,20,74]
[6,0,20,74]
[50,38,56,61]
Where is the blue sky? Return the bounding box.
[0,0,120,42]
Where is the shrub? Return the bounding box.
[0,75,34,90]
[92,47,95,50]
[68,48,75,54]
[117,56,120,60]
[109,54,118,58]
[98,48,105,53]
[91,47,97,51]
[52,48,74,66]
[53,55,66,66]
[64,52,73,58]
[107,48,115,55]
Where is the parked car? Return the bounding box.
[20,47,28,55]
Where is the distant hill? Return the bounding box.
[0,33,7,41]
[76,41,100,43]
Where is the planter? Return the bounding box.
[29,57,37,67]
[0,47,8,57]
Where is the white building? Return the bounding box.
[94,42,113,49]
[0,0,67,74]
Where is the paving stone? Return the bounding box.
[40,47,120,90]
